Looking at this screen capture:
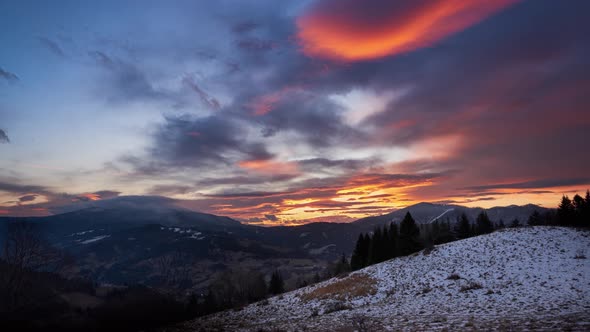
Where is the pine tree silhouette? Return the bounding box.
[455,213,471,239]
[268,270,284,295]
[572,194,585,227]
[399,212,422,256]
[388,222,399,258]
[557,195,574,226]
[351,234,367,271]
[527,211,542,226]
[475,211,493,235]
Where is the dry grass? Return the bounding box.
[460,281,483,292]
[300,273,377,302]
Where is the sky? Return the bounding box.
[1,0,589,225]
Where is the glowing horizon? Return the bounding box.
[1,0,589,225]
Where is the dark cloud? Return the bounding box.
[297,158,377,173]
[197,173,298,187]
[463,178,590,192]
[264,214,278,221]
[232,21,259,34]
[204,190,295,199]
[93,190,121,199]
[433,197,497,205]
[127,114,274,174]
[236,38,278,52]
[0,181,47,194]
[254,92,367,148]
[0,181,123,216]
[0,129,9,143]
[0,68,18,82]
[182,77,221,110]
[37,36,66,57]
[18,194,38,203]
[149,184,194,196]
[89,51,169,103]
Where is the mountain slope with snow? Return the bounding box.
[182,227,590,331]
[354,202,547,227]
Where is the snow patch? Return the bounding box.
[71,230,94,236]
[80,235,110,244]
[190,227,590,331]
[188,232,205,240]
[309,244,336,255]
[428,208,454,223]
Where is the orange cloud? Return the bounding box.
[297,0,517,61]
[79,193,101,201]
[246,85,301,115]
[238,159,300,175]
[184,172,443,224]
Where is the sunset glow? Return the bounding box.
[297,0,518,61]
[1,0,589,225]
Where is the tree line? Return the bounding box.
[350,190,590,271]
[195,268,286,316]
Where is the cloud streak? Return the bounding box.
[0,67,18,82]
[0,129,9,143]
[297,0,518,61]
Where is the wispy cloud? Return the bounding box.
[37,36,66,57]
[0,129,9,143]
[0,68,18,82]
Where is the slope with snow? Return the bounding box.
[182,227,590,331]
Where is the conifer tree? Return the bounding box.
[333,253,350,275]
[435,219,454,244]
[557,195,574,226]
[475,211,494,235]
[351,234,366,271]
[527,210,542,226]
[430,220,441,243]
[399,212,422,255]
[572,194,585,227]
[367,227,380,264]
[510,218,520,228]
[382,224,393,260]
[497,218,506,229]
[542,210,557,226]
[584,190,590,228]
[268,270,284,295]
[203,287,217,314]
[313,272,321,283]
[361,234,370,265]
[388,222,399,259]
[455,213,471,239]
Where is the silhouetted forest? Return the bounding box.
[350,191,590,271]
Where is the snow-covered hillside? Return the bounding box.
[182,227,590,331]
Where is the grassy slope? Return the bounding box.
[180,227,590,331]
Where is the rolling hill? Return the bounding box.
[180,227,590,331]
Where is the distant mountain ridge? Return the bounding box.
[354,202,548,228]
[0,196,551,293]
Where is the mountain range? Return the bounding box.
[0,196,549,293]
